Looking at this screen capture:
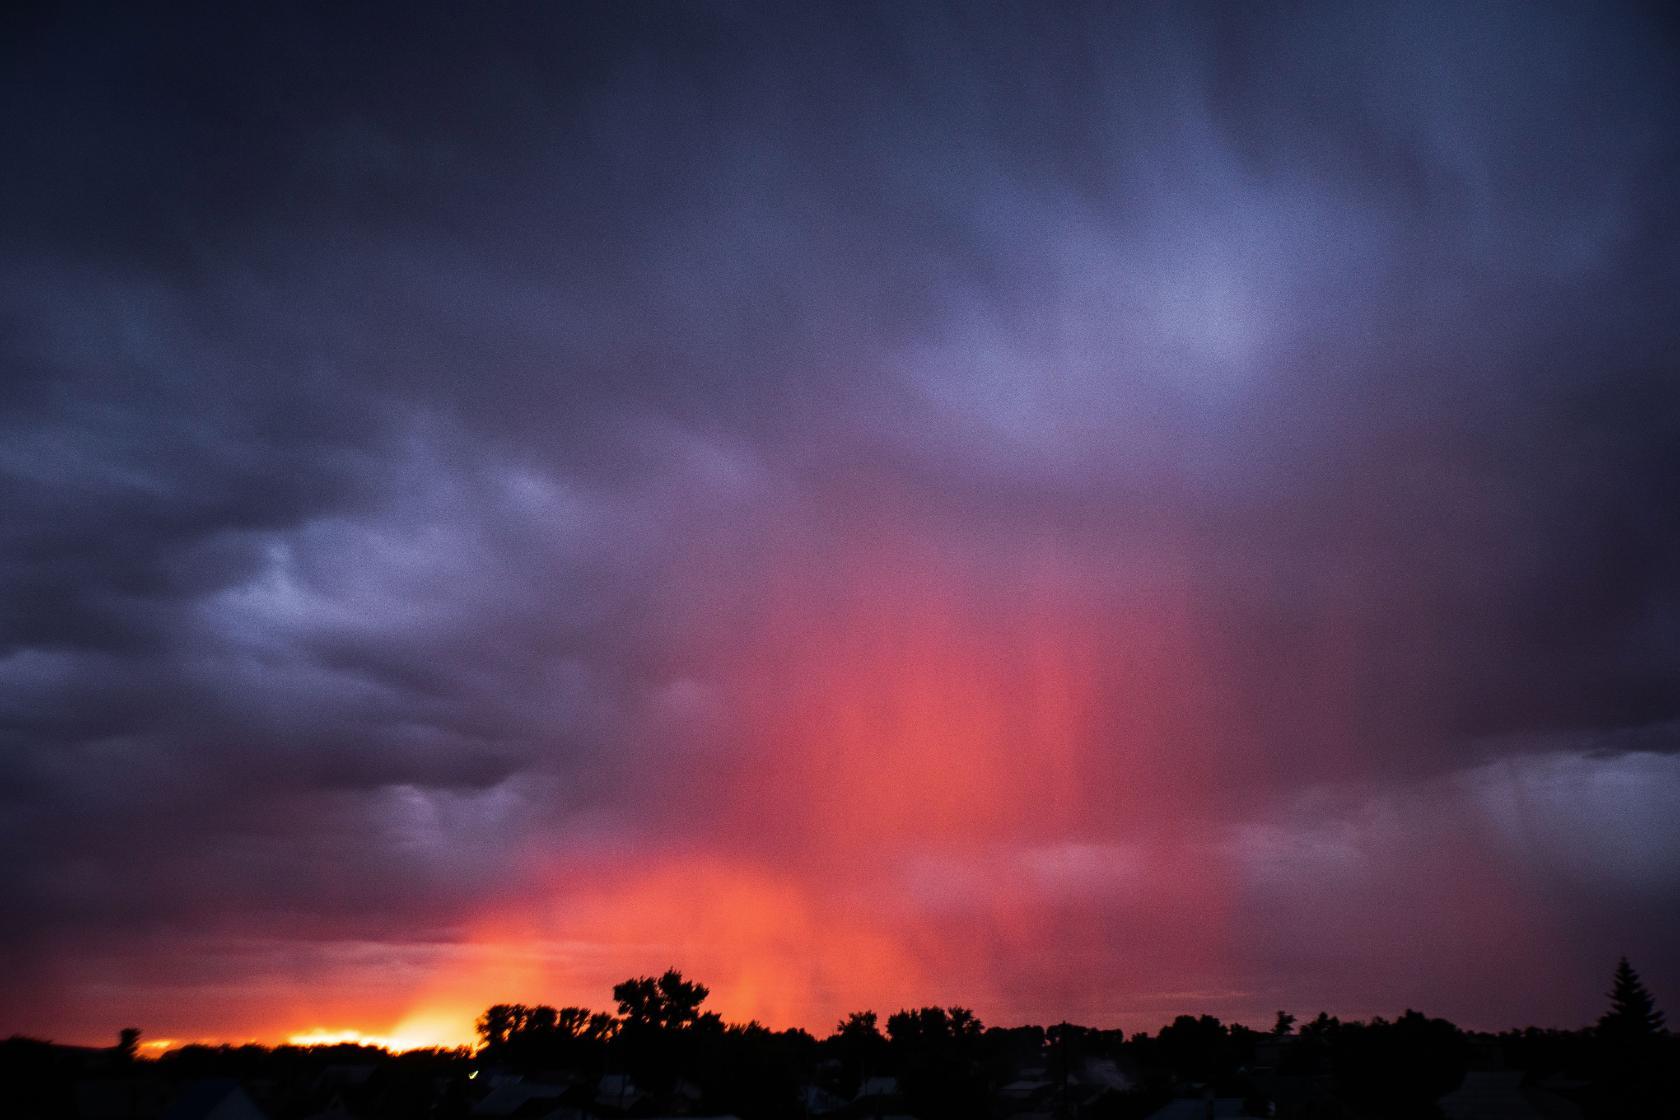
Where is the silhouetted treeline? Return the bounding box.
[0,1035,472,1120]
[5,958,1674,1119]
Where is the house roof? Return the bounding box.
[473,1081,569,1117]
[162,1079,269,1120]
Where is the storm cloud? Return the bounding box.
[3,1,1679,1044]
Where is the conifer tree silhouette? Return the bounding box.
[1597,956,1666,1040]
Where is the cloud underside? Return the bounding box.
[3,1,1679,1041]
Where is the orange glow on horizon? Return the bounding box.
[373,525,1251,1036]
[283,1023,475,1052]
[69,522,1273,1047]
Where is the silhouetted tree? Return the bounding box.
[880,1007,981,1120]
[556,1006,593,1038]
[946,1005,982,1039]
[1598,956,1666,1041]
[828,1010,886,1092]
[117,1028,141,1061]
[476,1003,519,1052]
[834,1010,882,1043]
[525,1004,558,1036]
[614,968,710,1031]
[1280,1012,1340,1076]
[1153,1014,1233,1083]
[607,969,712,1091]
[1333,1010,1465,1118]
[1271,1010,1295,1037]
[885,1007,988,1120]
[1592,956,1672,1114]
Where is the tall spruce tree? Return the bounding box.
[1597,956,1666,1040]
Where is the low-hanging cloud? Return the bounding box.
[3,1,1679,1042]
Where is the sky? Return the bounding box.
[3,1,1680,1049]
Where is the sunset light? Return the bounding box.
[4,3,1678,1117]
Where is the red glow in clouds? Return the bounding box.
[373,527,1255,1044]
[45,520,1546,1050]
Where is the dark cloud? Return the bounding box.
[3,1,1679,1039]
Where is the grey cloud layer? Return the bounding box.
[4,0,1680,1028]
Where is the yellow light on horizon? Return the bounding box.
[284,1015,476,1053]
